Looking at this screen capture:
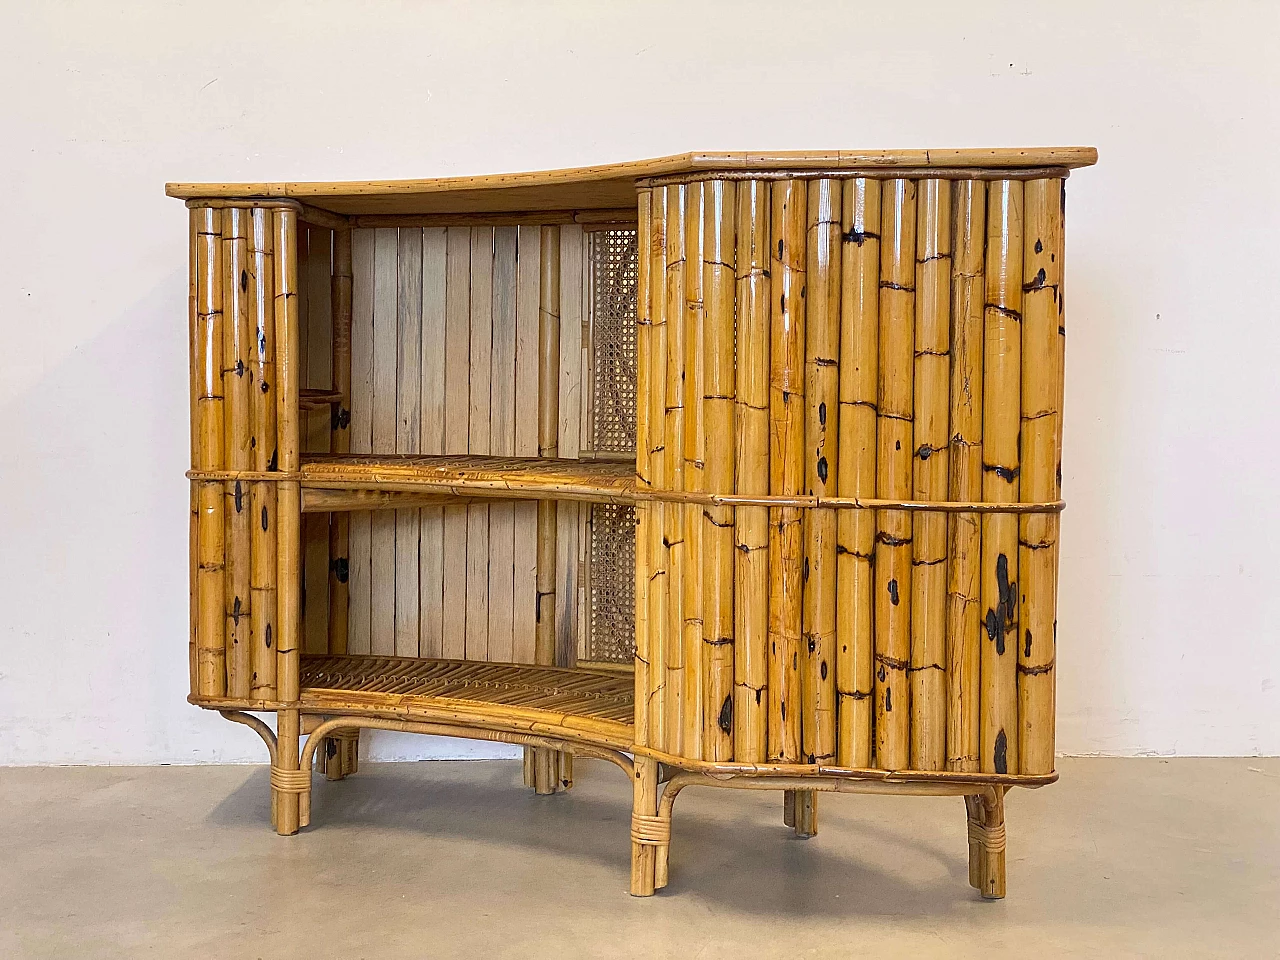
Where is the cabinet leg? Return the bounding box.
[272,709,307,835]
[966,789,1007,899]
[793,790,818,838]
[783,789,796,827]
[629,756,662,896]
[324,729,360,781]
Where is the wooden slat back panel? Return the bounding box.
[346,225,587,663]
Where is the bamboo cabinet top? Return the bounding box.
[167,147,1097,216]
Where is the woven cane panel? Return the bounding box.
[589,230,638,453]
[587,503,637,664]
[586,229,638,664]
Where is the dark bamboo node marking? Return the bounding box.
[703,512,734,528]
[1022,267,1054,293]
[1017,660,1055,676]
[915,348,951,359]
[1021,409,1056,421]
[985,303,1022,321]
[875,532,912,547]
[983,462,1020,483]
[907,662,945,673]
[835,545,875,560]
[704,257,733,270]
[911,556,947,567]
[875,653,910,671]
[1018,537,1056,550]
[839,689,874,701]
[704,392,735,401]
[993,730,1008,774]
[840,399,879,412]
[880,281,915,292]
[706,636,734,646]
[916,252,953,264]
[917,443,937,460]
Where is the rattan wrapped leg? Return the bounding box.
[966,789,1007,899]
[630,755,660,896]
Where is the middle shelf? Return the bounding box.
[299,454,637,509]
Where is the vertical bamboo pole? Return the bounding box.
[663,183,687,759]
[534,225,561,794]
[328,227,353,657]
[946,180,986,772]
[274,207,303,835]
[803,178,841,776]
[629,755,660,896]
[249,208,278,701]
[910,180,952,772]
[836,179,880,768]
[734,180,770,763]
[981,180,1023,775]
[875,178,916,770]
[1018,178,1065,775]
[221,207,253,699]
[193,206,226,698]
[768,178,806,765]
[646,189,670,753]
[634,189,653,752]
[702,180,736,762]
[681,182,705,760]
[189,213,199,694]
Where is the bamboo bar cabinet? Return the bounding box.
[170,146,1095,898]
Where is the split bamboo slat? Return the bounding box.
[193,206,226,698]
[1018,179,1065,775]
[663,184,687,759]
[681,182,706,760]
[768,179,806,766]
[300,227,333,658]
[701,180,735,762]
[395,228,423,657]
[178,149,1092,897]
[910,180,952,772]
[835,179,879,768]
[733,181,770,763]
[875,178,916,771]
[419,227,448,658]
[327,228,353,657]
[946,181,986,772]
[633,189,654,753]
[646,188,670,753]
[223,208,253,699]
[803,179,840,769]
[249,209,278,699]
[981,180,1024,776]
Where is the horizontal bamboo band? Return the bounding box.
[637,491,1066,514]
[637,166,1072,187]
[635,744,1056,787]
[631,814,672,845]
[968,820,1007,854]
[188,470,1063,515]
[270,767,313,794]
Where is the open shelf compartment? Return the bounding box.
[298,654,634,750]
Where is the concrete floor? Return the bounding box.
[1,758,1276,959]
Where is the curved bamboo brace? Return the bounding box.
[292,716,635,828]
[219,710,278,766]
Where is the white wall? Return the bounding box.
[2,0,1277,764]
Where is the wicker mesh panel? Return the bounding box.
[590,230,638,453]
[587,229,638,664]
[588,503,637,663]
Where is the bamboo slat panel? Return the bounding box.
[343,225,587,664]
[634,174,1073,776]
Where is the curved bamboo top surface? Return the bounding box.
[166,148,1097,216]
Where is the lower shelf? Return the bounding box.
[296,655,633,750]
